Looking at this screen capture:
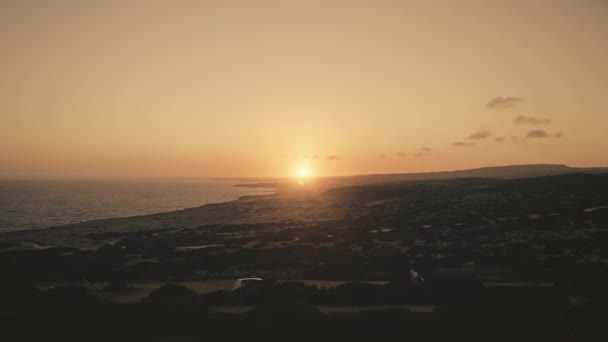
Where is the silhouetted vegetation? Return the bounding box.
[0,280,607,341]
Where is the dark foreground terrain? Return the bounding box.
[0,280,607,342]
[1,170,608,341]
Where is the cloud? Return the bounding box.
[326,155,340,160]
[496,136,521,143]
[468,130,492,140]
[527,130,563,139]
[452,141,475,147]
[303,154,321,159]
[414,147,432,157]
[514,115,552,125]
[486,96,524,109]
[527,130,549,138]
[394,148,431,158]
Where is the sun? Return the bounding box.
[299,168,309,177]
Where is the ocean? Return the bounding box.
[0,178,272,232]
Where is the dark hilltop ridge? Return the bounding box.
[355,163,608,181]
[1,164,608,341]
[238,163,608,190]
[338,163,597,181]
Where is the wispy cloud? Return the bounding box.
[414,147,433,157]
[527,130,563,139]
[496,136,521,143]
[468,130,492,140]
[486,96,524,109]
[452,141,475,147]
[303,154,340,160]
[396,152,406,158]
[527,130,549,138]
[514,115,552,125]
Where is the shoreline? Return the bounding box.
[0,181,279,236]
[0,177,335,253]
[4,164,605,235]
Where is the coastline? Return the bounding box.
[0,182,287,249]
[2,169,608,251]
[0,181,278,238]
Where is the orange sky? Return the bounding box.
[1,0,607,178]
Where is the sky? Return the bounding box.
[1,0,607,178]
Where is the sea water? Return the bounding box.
[0,178,272,232]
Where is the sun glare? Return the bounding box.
[299,168,309,177]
